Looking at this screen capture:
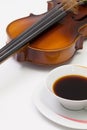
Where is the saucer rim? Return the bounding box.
[33,82,87,129]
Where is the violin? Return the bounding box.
[0,0,87,65]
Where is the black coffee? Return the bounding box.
[53,75,87,100]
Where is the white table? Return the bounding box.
[0,0,87,130]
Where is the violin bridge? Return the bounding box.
[63,0,78,14]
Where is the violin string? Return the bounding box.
[0,6,66,63]
[0,0,83,55]
[0,0,82,62]
[0,3,63,53]
[0,0,75,56]
[0,0,77,55]
[0,0,82,55]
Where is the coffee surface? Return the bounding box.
[53,75,87,100]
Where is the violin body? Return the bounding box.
[6,0,87,65]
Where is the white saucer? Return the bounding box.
[33,82,87,129]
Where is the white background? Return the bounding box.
[0,0,87,130]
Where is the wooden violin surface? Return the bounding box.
[6,0,87,65]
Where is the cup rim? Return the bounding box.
[46,64,87,102]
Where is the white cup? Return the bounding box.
[46,64,87,110]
